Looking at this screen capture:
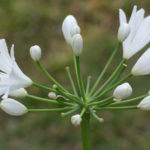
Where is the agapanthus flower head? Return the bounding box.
[119,5,150,59]
[113,82,132,102]
[62,15,80,45]
[131,48,150,76]
[0,39,32,99]
[0,98,28,116]
[138,96,150,110]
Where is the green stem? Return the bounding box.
[74,55,86,101]
[95,106,138,110]
[32,82,56,92]
[81,113,91,150]
[94,58,126,96]
[89,42,121,96]
[28,107,73,112]
[36,61,67,92]
[109,94,148,106]
[86,76,92,96]
[26,94,59,104]
[66,66,78,96]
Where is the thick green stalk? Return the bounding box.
[66,66,78,96]
[74,55,86,101]
[81,113,91,150]
[36,61,67,92]
[94,58,126,96]
[89,42,121,96]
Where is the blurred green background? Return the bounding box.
[1,0,150,150]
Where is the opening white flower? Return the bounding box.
[0,39,32,99]
[119,5,150,59]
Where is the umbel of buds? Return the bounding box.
[113,83,132,102]
[0,99,28,116]
[30,45,41,61]
[71,114,82,126]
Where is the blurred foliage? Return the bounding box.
[1,0,150,150]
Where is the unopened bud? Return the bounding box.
[0,98,28,116]
[48,92,57,100]
[9,88,28,98]
[118,23,130,42]
[138,96,150,111]
[71,114,82,126]
[113,82,132,102]
[52,84,57,89]
[70,25,80,37]
[72,34,83,56]
[30,45,41,61]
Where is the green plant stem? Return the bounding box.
[109,94,148,106]
[94,58,126,96]
[91,73,133,102]
[32,82,56,92]
[89,42,121,96]
[36,61,67,92]
[95,106,138,110]
[86,76,92,96]
[81,113,91,150]
[74,55,86,101]
[26,94,59,104]
[66,66,78,96]
[28,107,73,112]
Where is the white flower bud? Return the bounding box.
[70,25,80,37]
[0,98,28,116]
[62,15,78,45]
[52,84,57,89]
[132,48,150,76]
[113,82,132,102]
[118,23,130,42]
[71,114,82,126]
[9,88,28,98]
[72,34,83,56]
[30,45,41,61]
[138,96,150,110]
[48,92,57,100]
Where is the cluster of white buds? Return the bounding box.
[62,15,83,56]
[71,114,82,126]
[113,83,132,102]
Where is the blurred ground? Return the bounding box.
[0,0,150,150]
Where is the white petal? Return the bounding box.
[119,9,127,24]
[132,48,150,76]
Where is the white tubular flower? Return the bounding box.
[70,25,80,37]
[113,82,132,102]
[9,88,28,98]
[0,39,32,99]
[30,45,41,61]
[71,114,82,126]
[118,23,130,42]
[119,5,150,59]
[48,92,57,100]
[131,48,150,76]
[72,34,83,56]
[138,96,150,110]
[62,15,80,45]
[0,98,28,116]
